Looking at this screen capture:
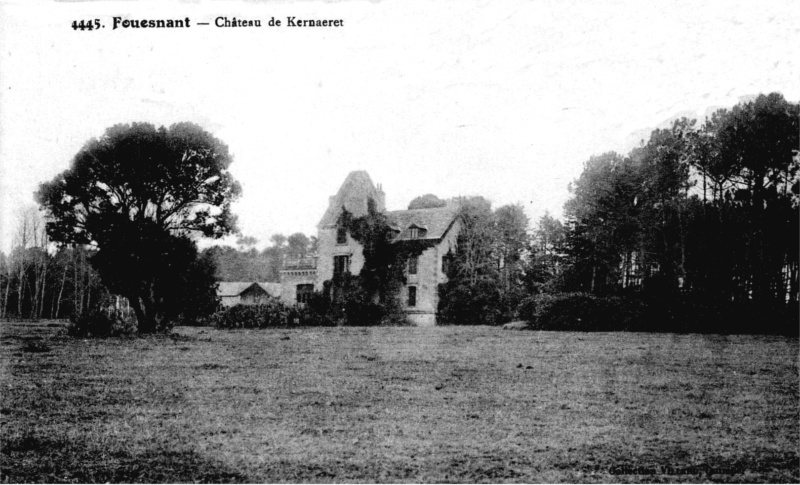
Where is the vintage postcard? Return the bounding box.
[1,1,797,482]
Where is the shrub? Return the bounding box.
[315,275,410,327]
[438,278,503,326]
[67,307,138,337]
[517,292,797,335]
[517,292,644,331]
[209,299,334,329]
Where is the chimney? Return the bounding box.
[376,183,386,211]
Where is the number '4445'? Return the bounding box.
[72,19,101,30]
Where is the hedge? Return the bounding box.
[208,300,333,329]
[517,292,798,334]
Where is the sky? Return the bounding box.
[1,0,798,252]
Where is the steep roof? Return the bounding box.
[318,171,383,228]
[387,203,459,241]
[216,282,255,297]
[217,282,281,298]
[256,282,282,298]
[317,170,459,241]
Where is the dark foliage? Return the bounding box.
[90,225,219,332]
[209,301,332,329]
[174,249,221,325]
[518,292,798,335]
[36,122,240,333]
[438,277,502,325]
[313,274,411,327]
[408,193,447,210]
[517,293,644,332]
[558,93,799,333]
[67,307,138,338]
[438,197,528,325]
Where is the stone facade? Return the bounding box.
[279,171,460,326]
[402,220,459,326]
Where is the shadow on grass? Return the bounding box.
[551,443,800,483]
[1,433,248,483]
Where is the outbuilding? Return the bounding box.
[216,282,282,307]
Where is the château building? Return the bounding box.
[279,171,460,326]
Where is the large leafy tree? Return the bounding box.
[698,94,799,306]
[439,196,514,325]
[37,122,241,332]
[527,211,566,293]
[563,152,643,292]
[408,193,447,210]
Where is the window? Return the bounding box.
[442,253,452,275]
[408,256,418,275]
[336,226,347,245]
[408,227,421,239]
[333,255,350,276]
[407,286,417,307]
[296,284,314,304]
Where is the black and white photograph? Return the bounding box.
[0,0,798,482]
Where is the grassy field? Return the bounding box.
[1,321,798,483]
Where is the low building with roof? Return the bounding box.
[279,171,460,326]
[216,282,282,307]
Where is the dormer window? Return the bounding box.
[408,226,424,239]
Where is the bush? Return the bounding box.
[67,307,138,337]
[517,292,644,331]
[437,279,503,325]
[517,291,798,335]
[209,299,334,329]
[315,275,410,327]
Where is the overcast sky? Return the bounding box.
[1,0,798,252]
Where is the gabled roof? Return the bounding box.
[216,282,281,298]
[318,171,384,228]
[387,203,459,241]
[217,282,255,297]
[256,282,282,298]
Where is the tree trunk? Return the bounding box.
[54,263,68,319]
[73,252,81,316]
[129,296,150,333]
[0,278,6,319]
[0,276,7,319]
[131,291,158,333]
[17,261,26,317]
[2,270,12,319]
[39,263,48,318]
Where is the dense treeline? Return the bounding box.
[0,226,317,321]
[436,93,798,334]
[201,233,316,282]
[551,93,799,333]
[0,209,106,320]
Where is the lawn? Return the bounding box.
[1,321,798,483]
